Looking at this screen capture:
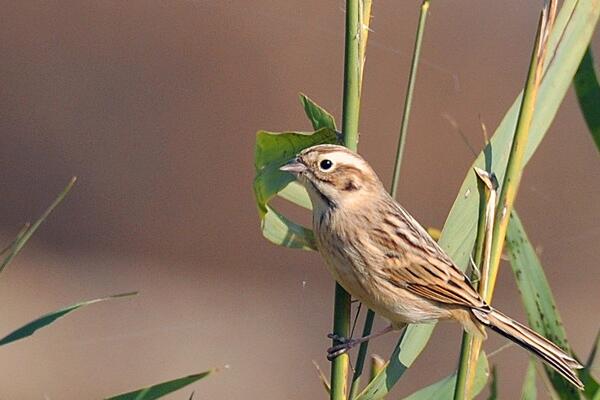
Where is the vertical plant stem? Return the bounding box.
[369,355,386,382]
[484,1,555,304]
[390,0,430,193]
[349,310,375,399]
[453,3,556,398]
[331,1,363,399]
[341,0,362,152]
[331,284,352,400]
[453,170,498,400]
[349,2,430,397]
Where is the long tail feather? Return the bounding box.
[471,308,584,390]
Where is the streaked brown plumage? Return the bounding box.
[280,144,583,390]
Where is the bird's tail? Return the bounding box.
[471,307,584,390]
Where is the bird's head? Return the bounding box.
[280,144,383,208]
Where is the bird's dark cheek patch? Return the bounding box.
[342,179,359,191]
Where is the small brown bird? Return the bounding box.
[280,144,583,389]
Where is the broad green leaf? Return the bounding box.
[358,1,600,397]
[506,212,581,399]
[573,48,600,150]
[399,352,488,400]
[0,292,136,346]
[300,93,337,131]
[277,94,337,211]
[262,204,316,250]
[521,359,538,400]
[278,181,312,210]
[105,370,212,400]
[1,177,76,274]
[253,128,340,249]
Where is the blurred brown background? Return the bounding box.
[0,1,598,398]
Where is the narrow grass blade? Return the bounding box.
[0,177,76,274]
[104,370,213,400]
[506,211,580,398]
[0,292,137,346]
[313,360,332,395]
[390,0,430,196]
[0,224,30,256]
[357,1,599,397]
[573,48,600,150]
[398,352,488,400]
[521,359,538,400]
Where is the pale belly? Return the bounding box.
[316,230,448,328]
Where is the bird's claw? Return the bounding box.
[327,333,345,342]
[326,333,358,361]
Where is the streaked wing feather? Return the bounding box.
[406,283,469,305]
[378,198,486,309]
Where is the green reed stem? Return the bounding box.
[332,0,363,399]
[349,2,430,397]
[0,177,77,273]
[341,0,362,153]
[332,284,352,400]
[485,3,551,305]
[390,0,430,194]
[454,3,554,398]
[349,309,375,399]
[453,172,494,400]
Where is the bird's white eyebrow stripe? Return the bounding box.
[320,151,367,169]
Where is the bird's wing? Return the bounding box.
[373,199,487,310]
[382,254,486,309]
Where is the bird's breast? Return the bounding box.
[313,209,377,304]
[312,208,448,325]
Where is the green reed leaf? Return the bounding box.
[105,370,213,400]
[1,177,76,274]
[506,212,581,398]
[253,127,340,249]
[300,93,337,131]
[0,292,136,346]
[357,1,599,397]
[521,359,538,400]
[399,352,488,400]
[573,47,600,151]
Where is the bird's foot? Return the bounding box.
[326,333,359,361]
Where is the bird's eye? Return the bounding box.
[319,159,333,171]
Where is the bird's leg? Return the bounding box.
[327,325,394,361]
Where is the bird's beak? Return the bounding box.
[280,158,307,174]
